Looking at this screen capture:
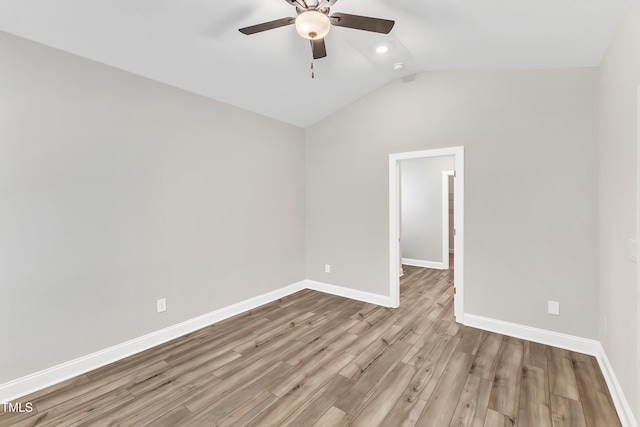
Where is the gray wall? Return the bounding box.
[0,33,305,383]
[306,68,599,339]
[598,0,640,417]
[400,156,454,264]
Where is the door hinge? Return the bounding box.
[453,287,456,294]
[453,228,456,236]
[453,170,457,178]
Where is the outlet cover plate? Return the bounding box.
[157,298,167,313]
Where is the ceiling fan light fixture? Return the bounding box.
[295,10,331,40]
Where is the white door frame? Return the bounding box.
[443,170,455,270]
[389,146,464,320]
[636,84,639,417]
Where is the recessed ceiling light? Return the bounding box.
[393,62,405,71]
[375,45,389,54]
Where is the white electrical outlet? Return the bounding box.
[324,264,331,273]
[603,316,608,335]
[629,238,637,263]
[157,298,167,313]
[547,301,560,316]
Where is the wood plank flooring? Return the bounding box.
[0,265,621,426]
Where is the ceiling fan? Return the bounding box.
[238,0,395,60]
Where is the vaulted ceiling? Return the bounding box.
[0,0,631,127]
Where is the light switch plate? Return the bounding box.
[629,239,637,263]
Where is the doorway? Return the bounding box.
[398,158,454,270]
[389,147,464,320]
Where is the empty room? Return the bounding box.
[0,0,638,426]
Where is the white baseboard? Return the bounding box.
[461,313,601,355]
[594,343,637,427]
[461,313,637,427]
[0,279,389,403]
[304,280,393,307]
[402,258,447,270]
[3,286,636,427]
[0,281,307,403]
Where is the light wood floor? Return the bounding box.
[1,266,621,426]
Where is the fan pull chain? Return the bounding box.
[311,60,315,79]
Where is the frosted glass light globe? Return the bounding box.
[295,10,331,40]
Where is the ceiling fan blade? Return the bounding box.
[330,12,395,34]
[238,17,295,35]
[311,38,327,59]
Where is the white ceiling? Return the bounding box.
[0,0,631,127]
